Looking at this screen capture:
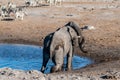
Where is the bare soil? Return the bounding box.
[0,1,120,80]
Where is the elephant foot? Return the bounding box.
[50,66,57,73]
[65,67,72,71]
[41,67,45,73]
[50,65,62,73]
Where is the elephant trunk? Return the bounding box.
[65,21,87,53]
[78,36,87,53]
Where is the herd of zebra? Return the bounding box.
[25,0,62,7]
[0,0,62,20]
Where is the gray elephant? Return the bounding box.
[41,21,87,73]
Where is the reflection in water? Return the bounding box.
[0,44,93,73]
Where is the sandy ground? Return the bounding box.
[0,1,120,80]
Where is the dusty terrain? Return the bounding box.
[0,1,120,80]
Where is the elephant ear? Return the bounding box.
[65,21,87,53]
[65,21,82,36]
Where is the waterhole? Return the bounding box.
[0,44,93,73]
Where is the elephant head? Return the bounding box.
[65,21,87,53]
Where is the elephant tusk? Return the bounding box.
[77,36,81,38]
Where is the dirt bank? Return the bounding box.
[0,1,120,80]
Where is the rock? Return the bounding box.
[100,75,116,79]
[114,72,120,79]
[0,68,45,80]
[81,25,95,30]
[66,14,73,16]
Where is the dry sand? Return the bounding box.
[0,1,120,80]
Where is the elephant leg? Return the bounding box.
[50,45,64,73]
[41,53,50,73]
[66,45,73,71]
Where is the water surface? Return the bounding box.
[0,44,93,73]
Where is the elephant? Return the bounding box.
[41,21,87,73]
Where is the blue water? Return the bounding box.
[0,44,93,73]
